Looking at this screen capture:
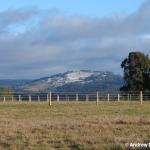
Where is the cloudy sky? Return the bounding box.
[0,0,150,79]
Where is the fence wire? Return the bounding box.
[0,91,149,102]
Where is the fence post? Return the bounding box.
[76,94,78,102]
[118,94,120,102]
[140,91,143,104]
[49,91,51,106]
[96,92,99,105]
[3,96,5,102]
[130,94,132,101]
[47,94,49,102]
[29,95,31,102]
[107,93,110,102]
[19,95,21,102]
[57,95,59,102]
[12,96,14,102]
[86,94,89,102]
[128,94,130,101]
[38,96,40,102]
[68,96,69,102]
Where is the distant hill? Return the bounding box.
[0,80,32,88]
[18,70,124,92]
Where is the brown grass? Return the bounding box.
[0,101,149,150]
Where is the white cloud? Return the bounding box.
[0,1,150,79]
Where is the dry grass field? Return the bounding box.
[0,101,149,150]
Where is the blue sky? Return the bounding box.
[0,0,145,17]
[0,0,150,79]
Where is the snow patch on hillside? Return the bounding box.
[65,71,93,83]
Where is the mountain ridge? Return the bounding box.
[18,70,124,92]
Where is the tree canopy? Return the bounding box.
[120,51,150,91]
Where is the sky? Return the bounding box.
[0,0,145,17]
[0,0,150,79]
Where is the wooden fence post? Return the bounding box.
[130,94,132,101]
[96,92,99,105]
[38,96,40,102]
[12,96,14,102]
[76,94,78,102]
[49,92,51,106]
[118,94,120,102]
[19,95,21,102]
[47,94,49,102]
[140,91,143,104]
[29,95,31,102]
[68,96,69,102]
[57,95,59,102]
[107,93,110,102]
[86,94,89,102]
[128,94,130,101]
[3,96,5,102]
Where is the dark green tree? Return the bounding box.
[120,51,150,91]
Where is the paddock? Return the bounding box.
[0,101,149,150]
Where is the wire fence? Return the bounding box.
[0,91,149,103]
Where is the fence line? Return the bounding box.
[0,91,149,104]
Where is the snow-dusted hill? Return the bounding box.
[19,70,123,92]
